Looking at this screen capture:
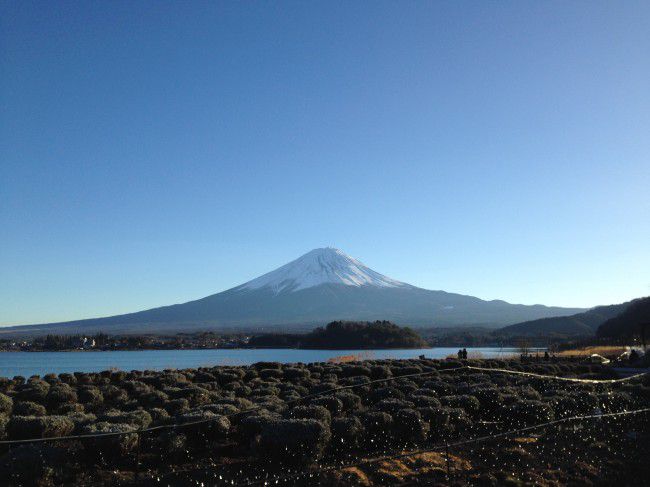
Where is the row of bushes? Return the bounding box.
[0,358,647,485]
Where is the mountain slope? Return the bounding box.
[497,301,633,336]
[2,248,585,336]
[597,297,650,339]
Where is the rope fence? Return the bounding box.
[235,407,650,486]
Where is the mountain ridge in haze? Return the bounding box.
[2,248,585,336]
[498,300,634,336]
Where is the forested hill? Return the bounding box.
[248,320,428,349]
[497,301,633,337]
[597,297,650,340]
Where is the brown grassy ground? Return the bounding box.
[557,345,626,357]
[324,451,471,486]
[328,352,375,363]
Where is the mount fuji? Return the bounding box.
[5,248,585,335]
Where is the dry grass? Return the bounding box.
[445,351,485,359]
[514,436,539,444]
[372,452,471,483]
[327,352,374,363]
[557,345,626,357]
[324,451,472,485]
[331,467,372,486]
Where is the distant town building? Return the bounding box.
[77,337,95,349]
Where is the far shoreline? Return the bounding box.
[0,345,437,353]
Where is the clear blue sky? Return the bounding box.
[1,1,649,326]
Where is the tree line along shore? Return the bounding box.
[2,298,648,355]
[0,321,427,352]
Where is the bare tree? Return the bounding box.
[517,338,531,357]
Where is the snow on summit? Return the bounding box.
[241,247,408,293]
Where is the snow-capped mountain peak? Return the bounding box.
[241,247,408,293]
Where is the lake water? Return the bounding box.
[0,347,521,378]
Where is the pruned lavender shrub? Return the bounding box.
[100,384,128,403]
[147,407,170,426]
[359,410,394,445]
[310,395,344,417]
[283,367,311,381]
[440,394,481,416]
[46,384,78,410]
[257,418,331,464]
[339,365,372,378]
[309,382,338,395]
[99,409,152,429]
[259,368,284,380]
[238,410,282,443]
[77,386,104,407]
[334,391,362,411]
[140,389,169,408]
[416,406,452,438]
[375,398,415,414]
[164,398,190,416]
[14,401,47,416]
[175,410,230,443]
[506,399,555,426]
[215,397,254,411]
[16,380,50,404]
[0,415,8,440]
[446,407,471,433]
[394,408,429,443]
[81,422,139,460]
[202,403,238,416]
[7,415,74,440]
[288,404,332,425]
[53,402,85,415]
[121,380,151,398]
[330,416,364,448]
[252,395,287,414]
[369,365,392,380]
[410,394,441,408]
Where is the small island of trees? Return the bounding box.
[248,320,429,349]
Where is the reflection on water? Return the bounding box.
[0,347,523,377]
